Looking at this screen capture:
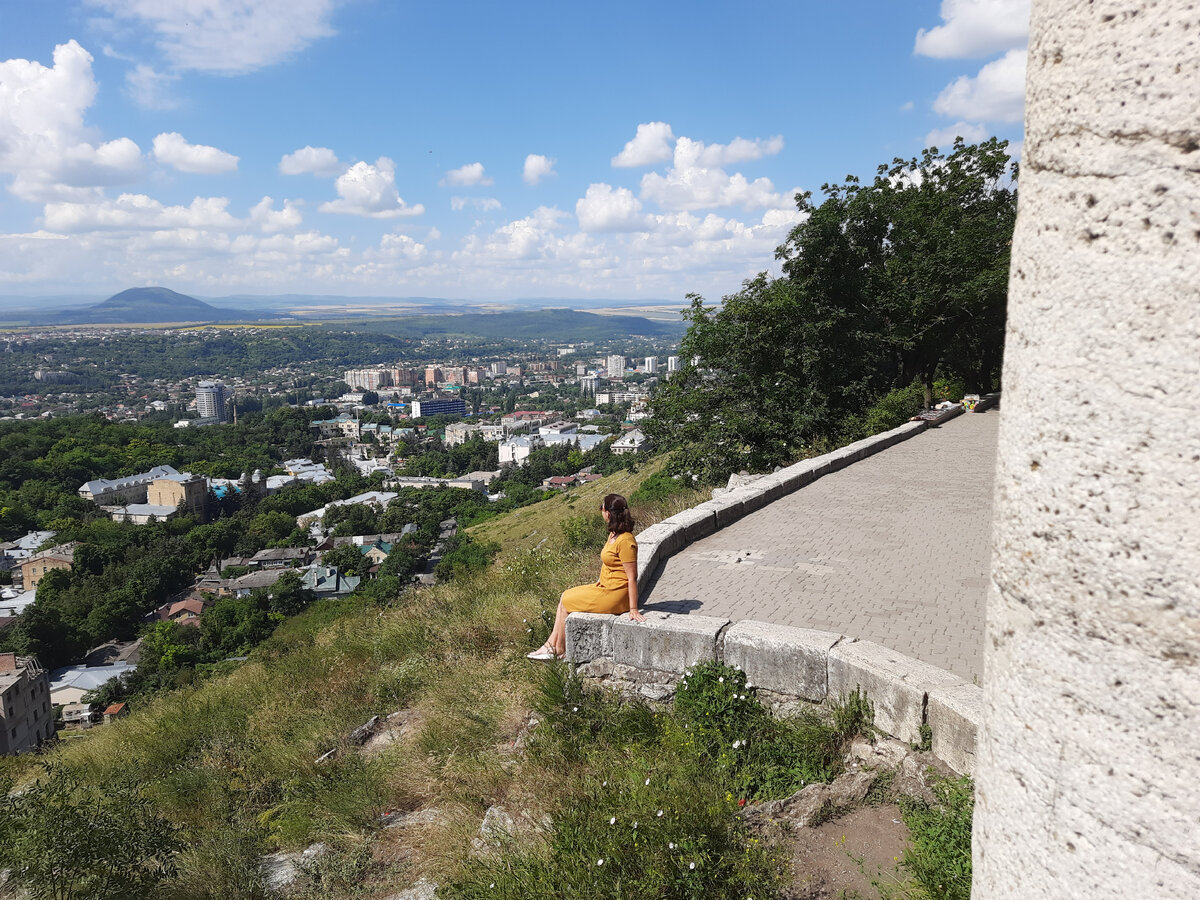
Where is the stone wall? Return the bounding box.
[565,610,982,777]
[976,1,1200,897]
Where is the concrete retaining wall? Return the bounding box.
[638,408,962,588]
[565,609,982,776]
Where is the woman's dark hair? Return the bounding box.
[602,493,635,535]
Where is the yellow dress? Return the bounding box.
[562,531,638,614]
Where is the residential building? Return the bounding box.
[0,530,56,573]
[580,375,599,395]
[444,422,482,446]
[20,543,77,589]
[607,355,626,378]
[48,661,137,706]
[388,475,487,493]
[146,472,207,518]
[411,398,466,418]
[300,566,361,598]
[539,421,578,438]
[343,368,392,391]
[424,366,443,386]
[489,362,507,377]
[312,413,361,440]
[195,380,228,423]
[612,428,650,455]
[0,653,53,754]
[499,435,541,467]
[249,548,316,569]
[667,355,681,373]
[296,490,398,528]
[644,356,659,373]
[79,464,184,505]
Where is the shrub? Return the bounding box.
[560,513,608,551]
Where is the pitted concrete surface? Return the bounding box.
[643,410,998,681]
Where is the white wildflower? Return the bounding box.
[718,677,724,683]
[689,861,696,870]
[610,816,616,825]
[572,706,578,712]
[669,842,676,849]
[633,821,638,829]
[597,858,604,866]
[644,778,650,785]
[656,809,663,817]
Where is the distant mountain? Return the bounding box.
[348,307,685,341]
[38,287,259,325]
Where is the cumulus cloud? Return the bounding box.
[319,157,424,218]
[450,197,501,212]
[523,154,556,185]
[440,162,493,187]
[249,196,303,232]
[639,137,786,211]
[85,0,340,75]
[576,184,647,233]
[42,194,241,232]
[153,132,239,174]
[0,40,144,202]
[125,64,179,110]
[279,146,344,177]
[924,121,990,149]
[457,206,576,262]
[372,232,428,262]
[915,0,1030,59]
[612,122,675,168]
[933,48,1027,123]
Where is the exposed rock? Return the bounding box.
[260,842,329,892]
[746,771,877,828]
[349,715,381,745]
[382,877,439,900]
[638,683,675,702]
[480,805,516,840]
[361,709,419,757]
[576,658,613,678]
[510,714,540,753]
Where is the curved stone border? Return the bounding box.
[565,610,981,776]
[633,405,969,586]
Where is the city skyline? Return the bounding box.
[1,1,1028,301]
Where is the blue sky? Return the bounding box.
[0,1,1028,303]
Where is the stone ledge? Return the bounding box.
[612,610,729,674]
[659,505,717,543]
[565,612,614,663]
[927,681,983,776]
[722,620,844,701]
[828,640,962,745]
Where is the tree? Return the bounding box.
[649,138,1016,483]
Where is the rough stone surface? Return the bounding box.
[975,3,1200,898]
[926,681,982,776]
[661,505,718,543]
[349,715,380,745]
[612,611,728,674]
[722,620,843,701]
[746,771,877,827]
[260,843,328,893]
[638,682,675,702]
[645,411,997,681]
[382,878,439,900]
[565,612,614,663]
[828,641,960,745]
[381,807,445,829]
[480,806,516,840]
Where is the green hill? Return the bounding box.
[42,287,256,325]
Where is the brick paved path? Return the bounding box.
[643,410,999,681]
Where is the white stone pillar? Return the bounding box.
[976,1,1200,897]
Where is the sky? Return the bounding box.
[0,1,1029,304]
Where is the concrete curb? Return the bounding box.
[565,611,982,775]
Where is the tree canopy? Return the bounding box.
[648,138,1016,483]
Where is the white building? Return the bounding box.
[580,375,599,395]
[195,380,227,423]
[612,429,649,455]
[606,355,626,378]
[539,421,578,438]
[296,490,398,528]
[644,356,658,373]
[499,435,541,467]
[48,661,137,706]
[343,368,392,391]
[667,355,681,373]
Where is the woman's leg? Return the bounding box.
[548,596,570,656]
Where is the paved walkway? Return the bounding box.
[643,410,999,681]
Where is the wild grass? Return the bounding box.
[880,776,974,900]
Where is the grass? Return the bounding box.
[878,776,974,900]
[3,459,969,899]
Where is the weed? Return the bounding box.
[913,723,933,753]
[881,776,974,900]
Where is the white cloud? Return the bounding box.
[372,232,428,262]
[690,135,784,167]
[319,158,424,219]
[86,0,339,74]
[457,207,578,263]
[899,100,915,112]
[42,194,241,232]
[451,197,502,212]
[933,48,1027,123]
[125,64,179,110]
[152,132,239,174]
[639,137,786,211]
[249,196,303,232]
[576,184,647,233]
[279,146,343,177]
[924,121,990,149]
[915,0,1030,59]
[441,162,493,187]
[0,40,144,202]
[612,122,675,168]
[523,154,556,185]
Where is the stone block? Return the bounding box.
[635,521,686,557]
[565,612,614,663]
[635,541,662,585]
[739,483,772,514]
[661,505,717,543]
[708,492,749,529]
[927,681,983,776]
[612,611,728,674]
[722,620,843,701]
[827,641,961,744]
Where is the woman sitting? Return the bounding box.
[528,492,645,661]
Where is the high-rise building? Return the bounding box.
[667,355,681,373]
[410,398,467,418]
[344,368,392,391]
[644,356,658,373]
[196,380,227,423]
[0,653,53,754]
[579,375,599,395]
[607,355,626,378]
[490,362,508,377]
